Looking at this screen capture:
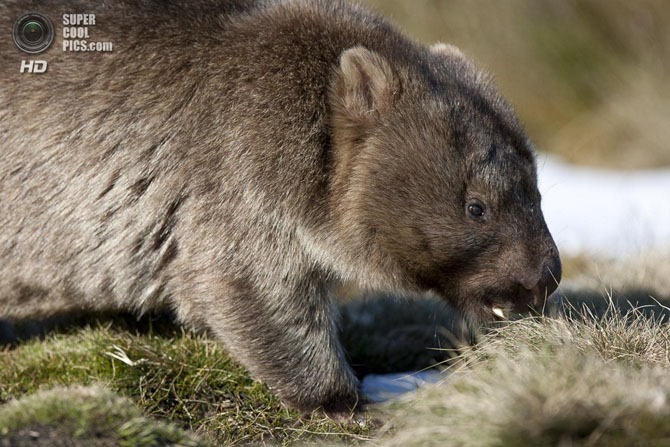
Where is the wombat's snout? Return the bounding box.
[541,243,562,298]
[514,242,562,311]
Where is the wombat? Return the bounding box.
[0,0,561,412]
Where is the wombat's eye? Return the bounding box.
[466,200,486,219]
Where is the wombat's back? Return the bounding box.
[0,0,410,318]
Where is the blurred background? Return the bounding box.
[362,0,670,170]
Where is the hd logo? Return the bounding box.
[19,60,48,73]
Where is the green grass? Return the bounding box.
[0,385,204,447]
[0,324,374,446]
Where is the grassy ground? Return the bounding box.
[0,321,374,446]
[0,385,204,447]
[379,304,670,447]
[2,253,669,446]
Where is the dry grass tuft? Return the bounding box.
[379,303,670,447]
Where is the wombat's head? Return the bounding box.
[329,44,561,324]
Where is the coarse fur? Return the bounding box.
[0,0,560,412]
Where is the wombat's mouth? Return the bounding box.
[465,300,516,326]
[486,293,545,322]
[485,291,539,322]
[486,300,519,322]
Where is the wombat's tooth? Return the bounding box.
[491,306,506,319]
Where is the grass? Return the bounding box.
[379,303,670,447]
[372,252,670,446]
[2,251,669,445]
[0,385,204,447]
[0,323,374,446]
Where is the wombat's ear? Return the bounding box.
[430,42,466,59]
[430,42,488,83]
[336,46,397,122]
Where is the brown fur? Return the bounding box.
[0,0,560,412]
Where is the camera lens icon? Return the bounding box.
[13,13,55,54]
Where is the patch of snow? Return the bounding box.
[360,370,443,403]
[537,154,670,257]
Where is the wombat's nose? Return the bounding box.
[516,245,561,309]
[545,244,562,294]
[532,246,562,304]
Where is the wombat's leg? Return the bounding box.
[199,276,360,413]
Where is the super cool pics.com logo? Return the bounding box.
[12,11,113,73]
